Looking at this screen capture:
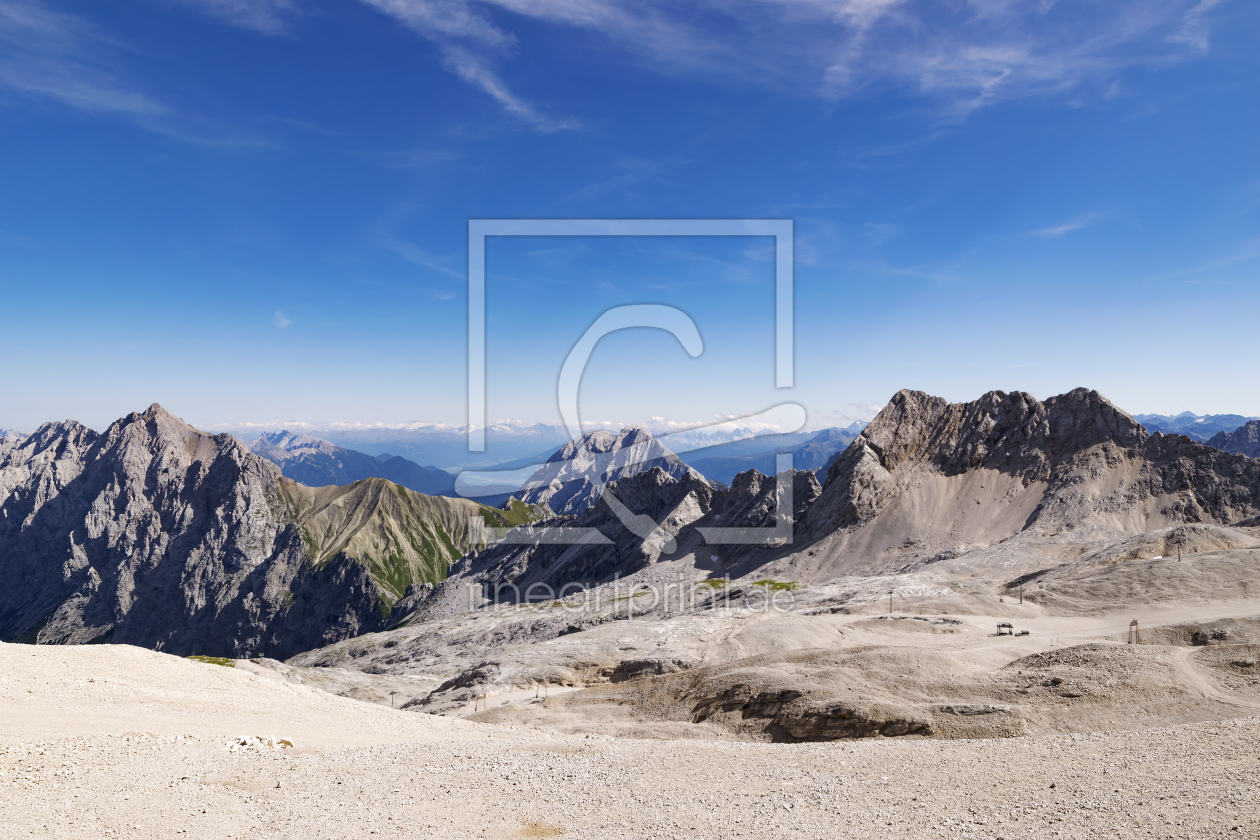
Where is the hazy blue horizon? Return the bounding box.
[3,397,1256,443]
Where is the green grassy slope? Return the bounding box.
[278,478,548,603]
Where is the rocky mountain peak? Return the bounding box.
[520,426,701,516]
[20,418,98,450]
[251,430,338,462]
[843,387,1146,487]
[792,387,1260,576]
[547,425,653,463]
[141,402,177,420]
[0,404,525,657]
[86,402,260,479]
[1207,420,1260,458]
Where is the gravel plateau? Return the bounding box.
[3,642,1258,840]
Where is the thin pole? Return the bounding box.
[889,590,893,615]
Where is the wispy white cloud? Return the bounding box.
[5,0,1227,140]
[0,2,164,115]
[167,0,298,35]
[1034,221,1089,237]
[1167,0,1226,50]
[357,0,1229,124]
[552,153,694,207]
[273,310,292,329]
[0,1,263,143]
[366,0,513,46]
[441,44,575,129]
[359,0,578,131]
[802,0,1225,118]
[1031,212,1101,237]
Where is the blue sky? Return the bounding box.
[1,0,1258,433]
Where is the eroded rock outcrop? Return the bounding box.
[691,686,934,741]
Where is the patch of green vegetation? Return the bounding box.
[480,498,550,530]
[299,527,321,562]
[365,545,417,601]
[187,655,235,668]
[433,527,460,569]
[356,518,458,601]
[695,579,728,589]
[751,579,800,591]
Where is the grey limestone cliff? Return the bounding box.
[0,405,528,657]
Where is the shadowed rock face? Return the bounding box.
[1208,420,1260,459]
[0,405,511,658]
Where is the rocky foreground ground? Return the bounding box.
[3,642,1258,839]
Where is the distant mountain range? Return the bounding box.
[316,423,571,471]
[1134,412,1259,442]
[8,410,1259,462]
[249,431,457,497]
[453,424,863,500]
[206,418,852,471]
[245,424,861,511]
[679,424,864,485]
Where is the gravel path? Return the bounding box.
[1174,648,1260,712]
